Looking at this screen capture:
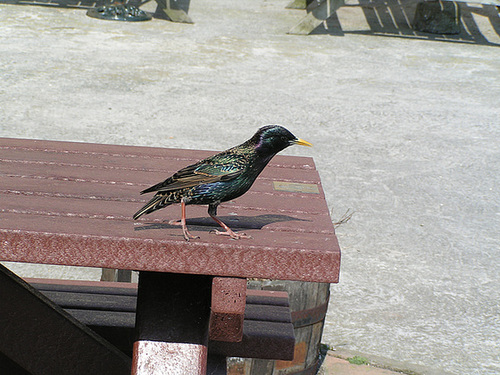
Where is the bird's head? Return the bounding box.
[252,125,312,156]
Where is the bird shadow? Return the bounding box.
[134,214,308,233]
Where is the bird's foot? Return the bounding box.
[182,229,200,242]
[168,220,199,241]
[210,229,251,240]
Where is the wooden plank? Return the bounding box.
[0,193,334,236]
[246,289,290,306]
[0,137,316,168]
[245,304,291,322]
[0,156,323,194]
[26,277,138,291]
[0,217,340,282]
[209,320,295,360]
[39,290,136,312]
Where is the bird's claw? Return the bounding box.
[168,220,199,241]
[182,228,199,241]
[210,229,251,240]
[183,233,200,241]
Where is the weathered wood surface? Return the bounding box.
[209,277,247,343]
[0,138,340,283]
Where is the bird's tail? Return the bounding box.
[133,194,171,220]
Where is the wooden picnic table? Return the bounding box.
[0,137,340,374]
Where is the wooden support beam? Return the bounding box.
[132,272,212,375]
[209,277,247,342]
[0,265,131,375]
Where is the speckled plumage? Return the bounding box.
[133,125,311,240]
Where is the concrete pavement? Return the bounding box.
[1,1,499,374]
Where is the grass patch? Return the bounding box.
[347,356,369,365]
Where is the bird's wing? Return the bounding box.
[141,154,247,194]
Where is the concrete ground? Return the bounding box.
[1,1,499,374]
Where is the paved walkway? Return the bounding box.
[1,1,499,374]
[318,349,453,375]
[321,354,405,375]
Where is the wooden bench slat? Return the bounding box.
[1,193,334,234]
[245,289,290,306]
[32,281,138,295]
[68,309,137,328]
[0,164,323,197]
[244,304,292,323]
[209,320,295,360]
[0,175,329,217]
[0,137,316,169]
[39,290,137,312]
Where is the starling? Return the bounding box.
[133,125,312,241]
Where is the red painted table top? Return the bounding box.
[0,138,340,283]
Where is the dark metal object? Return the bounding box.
[87,1,151,22]
[0,265,131,375]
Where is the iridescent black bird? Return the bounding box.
[133,125,312,241]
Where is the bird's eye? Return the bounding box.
[280,136,287,142]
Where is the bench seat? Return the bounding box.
[29,279,295,361]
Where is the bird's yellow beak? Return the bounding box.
[293,138,313,147]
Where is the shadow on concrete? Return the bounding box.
[2,0,497,45]
[0,0,143,9]
[311,0,500,46]
[0,0,185,21]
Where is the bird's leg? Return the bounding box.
[169,199,199,241]
[208,204,251,240]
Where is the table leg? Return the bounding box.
[132,272,212,375]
